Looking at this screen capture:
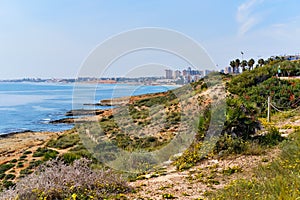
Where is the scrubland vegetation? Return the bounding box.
[1,59,300,199]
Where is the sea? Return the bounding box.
[0,82,177,135]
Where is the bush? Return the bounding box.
[223,98,260,139]
[10,159,17,163]
[17,162,24,168]
[19,155,27,159]
[1,180,15,189]
[33,148,58,161]
[4,174,15,180]
[173,142,206,170]
[0,164,15,174]
[215,134,248,155]
[42,151,59,161]
[0,159,131,200]
[61,152,81,164]
[0,174,5,180]
[47,134,80,149]
[20,169,33,175]
[257,126,284,146]
[23,151,32,155]
[28,160,43,170]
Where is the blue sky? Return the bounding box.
[1,0,300,78]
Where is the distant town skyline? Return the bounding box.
[1,1,300,79]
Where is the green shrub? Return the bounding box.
[42,150,59,161]
[4,174,15,180]
[10,159,17,163]
[20,169,33,175]
[17,162,24,168]
[173,142,205,170]
[23,151,32,155]
[61,153,81,164]
[223,98,260,139]
[215,134,248,155]
[47,134,80,149]
[28,160,43,170]
[19,155,27,159]
[257,126,284,146]
[33,147,58,161]
[227,65,275,95]
[69,145,93,160]
[0,173,5,180]
[2,180,15,189]
[0,164,15,174]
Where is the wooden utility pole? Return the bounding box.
[267,96,271,122]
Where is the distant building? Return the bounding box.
[165,69,173,79]
[163,67,204,83]
[173,70,181,79]
[285,55,300,61]
[187,67,192,75]
[224,67,232,74]
[190,69,200,76]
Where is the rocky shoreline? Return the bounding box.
[49,91,169,125]
[0,89,172,171]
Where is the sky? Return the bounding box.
[1,0,300,79]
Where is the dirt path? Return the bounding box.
[127,147,280,200]
[126,111,300,199]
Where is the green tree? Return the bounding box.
[230,60,235,74]
[235,59,241,73]
[258,58,265,67]
[241,60,248,72]
[248,58,255,71]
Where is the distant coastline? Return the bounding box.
[0,76,183,86]
[0,82,178,136]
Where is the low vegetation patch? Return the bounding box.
[0,159,131,200]
[33,147,58,161]
[47,133,80,149]
[208,130,300,199]
[0,164,15,174]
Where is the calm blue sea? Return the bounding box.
[0,82,177,135]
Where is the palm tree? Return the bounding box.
[241,60,248,72]
[248,58,255,71]
[258,58,265,67]
[235,59,241,73]
[230,60,235,74]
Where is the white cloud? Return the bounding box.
[236,0,265,36]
